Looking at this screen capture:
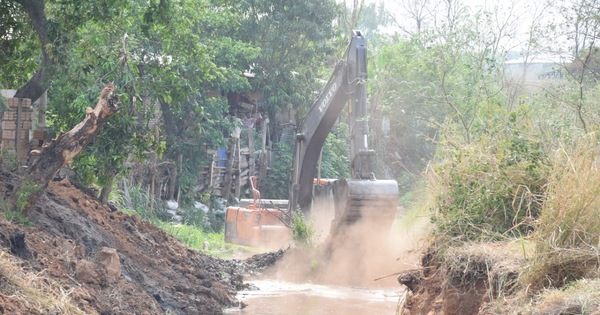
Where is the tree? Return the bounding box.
[0,1,39,88]
[389,0,436,35]
[136,0,259,202]
[369,5,513,193]
[2,0,264,205]
[559,0,600,133]
[236,0,340,129]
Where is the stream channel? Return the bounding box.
[224,279,406,315]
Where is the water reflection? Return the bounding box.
[224,280,405,315]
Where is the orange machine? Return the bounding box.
[224,176,291,249]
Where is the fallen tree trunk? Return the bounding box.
[27,82,120,187]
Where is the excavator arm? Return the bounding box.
[289,30,399,246]
[290,30,375,214]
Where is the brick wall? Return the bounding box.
[1,98,33,162]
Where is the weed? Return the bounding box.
[1,198,32,226]
[291,210,314,246]
[112,183,165,221]
[0,249,85,314]
[15,180,41,213]
[0,148,18,171]
[0,179,38,226]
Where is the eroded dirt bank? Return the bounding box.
[397,242,533,315]
[0,174,270,314]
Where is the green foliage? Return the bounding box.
[16,0,259,197]
[113,183,166,222]
[178,195,226,232]
[370,12,509,195]
[430,120,548,242]
[291,210,314,246]
[261,142,293,199]
[236,0,339,114]
[0,90,6,114]
[320,124,351,179]
[156,221,249,258]
[112,183,246,258]
[14,180,41,213]
[0,180,39,227]
[0,196,33,227]
[0,1,40,88]
[0,148,18,172]
[1,209,34,227]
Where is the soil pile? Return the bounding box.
[0,174,260,314]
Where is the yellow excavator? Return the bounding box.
[224,31,399,250]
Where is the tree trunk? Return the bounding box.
[27,82,120,187]
[99,171,116,204]
[14,0,53,101]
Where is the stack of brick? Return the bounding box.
[1,98,33,161]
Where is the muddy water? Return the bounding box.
[224,280,405,315]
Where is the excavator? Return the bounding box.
[224,31,399,250]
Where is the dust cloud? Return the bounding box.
[263,199,426,288]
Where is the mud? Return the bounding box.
[0,174,278,314]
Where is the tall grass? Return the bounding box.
[526,135,600,290]
[429,134,547,243]
[155,221,251,259]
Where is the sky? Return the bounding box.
[369,0,570,55]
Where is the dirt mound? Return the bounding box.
[399,242,525,315]
[0,178,248,314]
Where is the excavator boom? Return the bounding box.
[225,31,399,249]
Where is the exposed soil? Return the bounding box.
[399,263,487,315]
[398,243,525,315]
[0,172,281,315]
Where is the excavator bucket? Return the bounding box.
[330,179,399,242]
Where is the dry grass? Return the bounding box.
[440,240,529,293]
[525,135,600,291]
[491,278,600,315]
[0,249,86,314]
[528,279,600,314]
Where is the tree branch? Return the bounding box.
[27,83,120,187]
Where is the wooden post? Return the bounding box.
[257,117,269,188]
[15,99,22,162]
[235,140,241,198]
[249,126,255,177]
[37,90,47,129]
[222,139,235,200]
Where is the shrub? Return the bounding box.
[292,210,314,246]
[430,133,548,243]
